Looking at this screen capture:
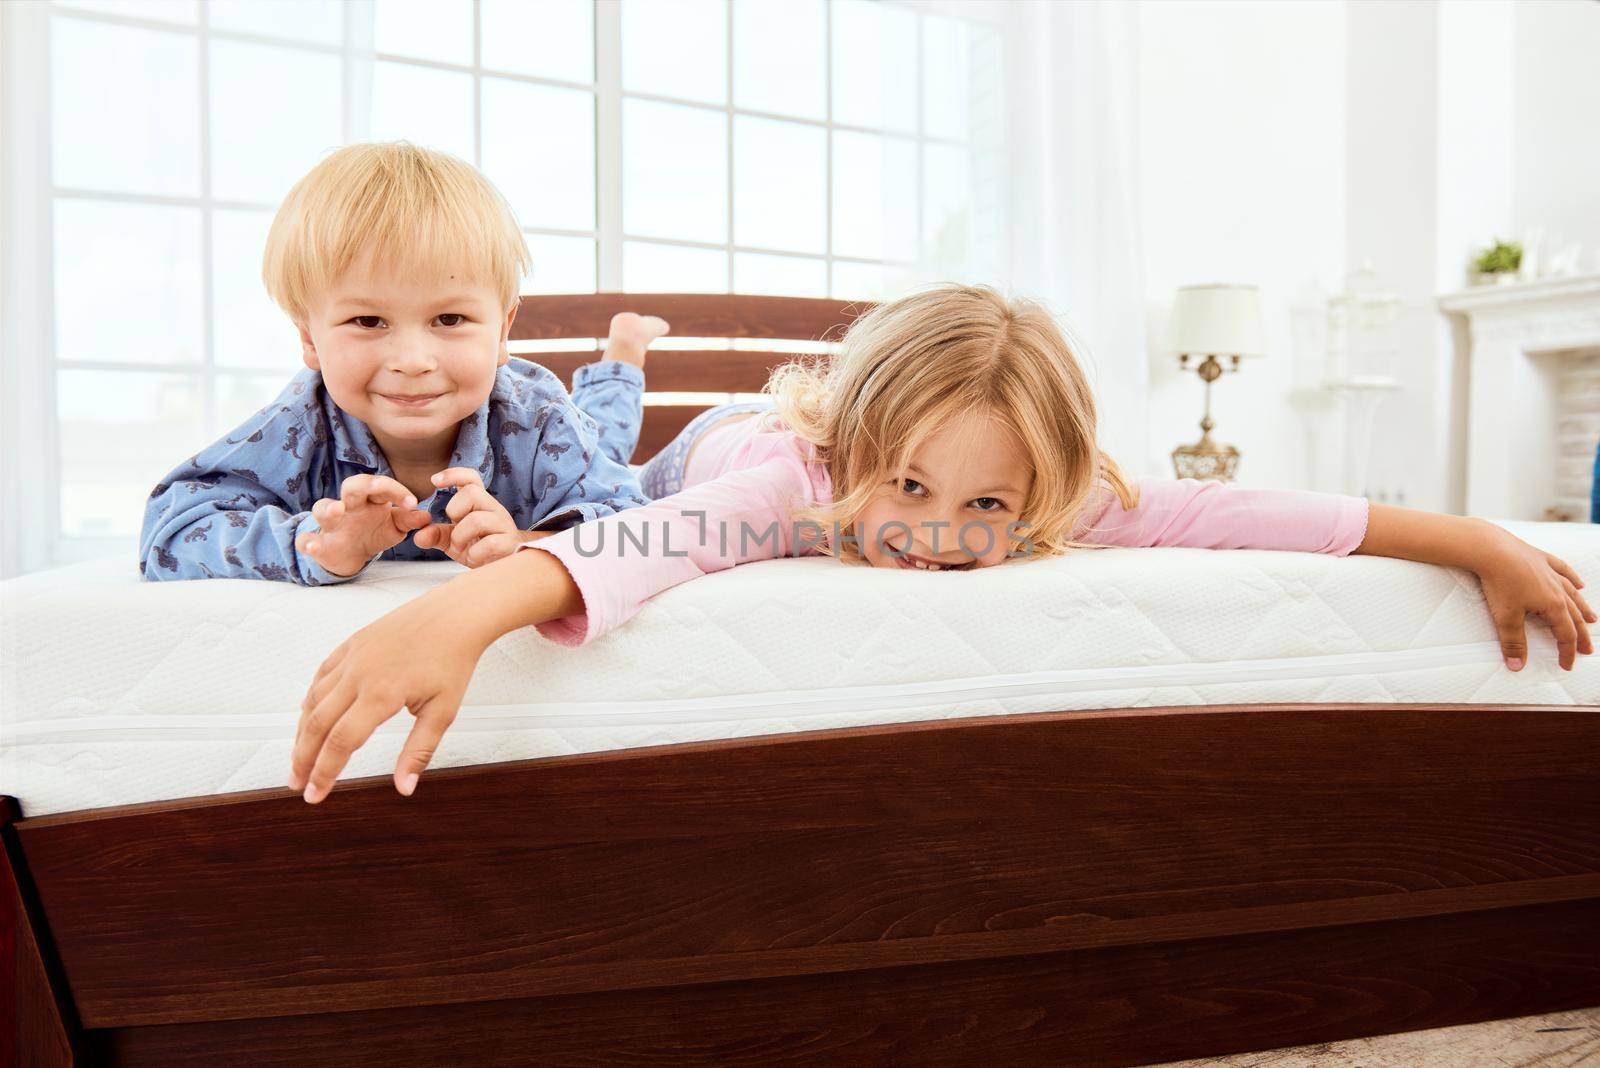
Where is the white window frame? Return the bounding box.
[2,0,1000,576]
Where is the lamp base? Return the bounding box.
[1172,355,1241,481]
[1171,427,1240,482]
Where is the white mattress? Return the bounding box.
[3,520,1596,816]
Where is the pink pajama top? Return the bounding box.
[522,410,1371,647]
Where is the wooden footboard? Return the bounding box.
[4,701,1599,1066]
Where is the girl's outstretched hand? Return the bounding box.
[289,586,490,803]
[1355,505,1594,672]
[287,546,584,803]
[1474,531,1594,672]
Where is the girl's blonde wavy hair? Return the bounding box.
[262,141,531,324]
[767,284,1139,562]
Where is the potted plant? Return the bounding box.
[1472,239,1522,285]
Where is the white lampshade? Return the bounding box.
[1168,284,1266,357]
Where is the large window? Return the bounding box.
[12,0,1007,569]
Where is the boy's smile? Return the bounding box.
[376,390,448,409]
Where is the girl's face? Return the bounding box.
[296,249,515,449]
[854,409,1033,571]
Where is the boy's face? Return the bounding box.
[297,251,516,445]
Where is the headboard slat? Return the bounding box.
[510,294,868,466]
[517,350,826,395]
[511,293,868,342]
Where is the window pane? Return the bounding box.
[732,0,823,120]
[622,0,725,106]
[922,143,969,268]
[51,18,199,197]
[59,370,204,539]
[210,39,342,204]
[370,61,476,162]
[922,14,969,142]
[623,99,727,243]
[524,234,597,294]
[830,0,916,133]
[373,0,472,66]
[734,252,826,298]
[213,209,302,371]
[831,260,918,301]
[967,146,1008,278]
[481,0,593,83]
[968,23,1007,151]
[54,199,203,365]
[215,373,290,436]
[623,242,727,293]
[830,260,884,300]
[733,116,824,254]
[208,0,343,45]
[831,131,917,261]
[482,79,595,231]
[54,0,197,24]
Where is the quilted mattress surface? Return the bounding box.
[3,520,1596,816]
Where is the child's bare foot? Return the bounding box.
[603,312,669,368]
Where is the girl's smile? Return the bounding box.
[857,408,1032,572]
[893,550,977,571]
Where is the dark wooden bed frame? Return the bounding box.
[3,295,1597,1065]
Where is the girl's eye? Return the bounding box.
[971,497,1007,512]
[352,316,384,329]
[436,313,465,327]
[899,478,926,497]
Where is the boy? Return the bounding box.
[140,142,666,585]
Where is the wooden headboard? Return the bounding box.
[510,293,870,463]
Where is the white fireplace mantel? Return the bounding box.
[1439,274,1600,521]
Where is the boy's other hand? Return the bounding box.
[295,474,432,578]
[602,311,669,368]
[413,467,525,568]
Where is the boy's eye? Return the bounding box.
[436,313,466,327]
[351,316,384,329]
[971,497,1007,512]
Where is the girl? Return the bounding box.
[289,286,1594,804]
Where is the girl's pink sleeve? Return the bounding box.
[518,453,820,646]
[1073,476,1370,555]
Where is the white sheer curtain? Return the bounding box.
[1004,0,1150,477]
[0,1,55,579]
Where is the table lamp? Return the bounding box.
[1167,283,1265,481]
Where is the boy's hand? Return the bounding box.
[290,583,491,803]
[412,468,528,568]
[1474,530,1594,672]
[295,474,433,578]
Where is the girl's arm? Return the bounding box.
[1352,504,1594,672]
[289,450,822,803]
[1077,476,1369,554]
[521,452,821,646]
[1084,478,1593,671]
[288,547,581,804]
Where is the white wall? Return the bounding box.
[1137,0,1347,491]
[1138,0,1596,515]
[1514,0,1600,270]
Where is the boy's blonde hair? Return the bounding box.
[262,141,531,323]
[768,284,1139,562]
